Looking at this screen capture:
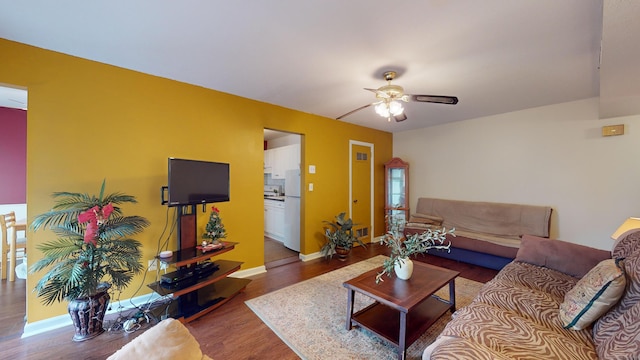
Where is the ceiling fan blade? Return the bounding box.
[394,113,408,122]
[336,103,374,120]
[409,94,459,105]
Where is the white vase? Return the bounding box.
[394,257,414,280]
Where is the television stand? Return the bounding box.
[148,241,250,322]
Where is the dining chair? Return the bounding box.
[0,212,27,281]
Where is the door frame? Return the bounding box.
[348,140,374,241]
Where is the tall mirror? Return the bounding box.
[384,157,409,231]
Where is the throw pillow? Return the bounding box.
[559,259,626,330]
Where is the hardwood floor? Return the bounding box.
[264,236,299,269]
[0,243,498,359]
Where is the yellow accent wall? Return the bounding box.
[0,39,392,323]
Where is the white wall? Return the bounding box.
[0,204,27,221]
[394,98,640,250]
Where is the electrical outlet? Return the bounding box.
[148,259,158,271]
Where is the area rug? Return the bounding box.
[245,255,484,359]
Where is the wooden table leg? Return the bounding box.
[449,278,456,312]
[398,311,407,360]
[345,288,355,330]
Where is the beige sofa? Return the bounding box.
[405,197,552,269]
[107,318,211,360]
[423,230,640,359]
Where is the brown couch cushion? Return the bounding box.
[515,235,611,278]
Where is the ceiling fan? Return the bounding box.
[337,71,459,122]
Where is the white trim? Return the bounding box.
[299,251,323,262]
[21,292,168,338]
[230,265,267,278]
[348,140,375,241]
[22,313,71,338]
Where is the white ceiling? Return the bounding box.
[1,1,638,132]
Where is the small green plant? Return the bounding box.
[376,213,453,283]
[321,212,367,260]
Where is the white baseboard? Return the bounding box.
[21,293,166,339]
[231,252,319,277]
[300,251,323,262]
[231,265,266,278]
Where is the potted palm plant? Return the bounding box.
[321,212,367,261]
[376,213,454,283]
[29,180,149,341]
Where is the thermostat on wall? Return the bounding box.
[602,124,624,137]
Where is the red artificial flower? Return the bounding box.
[211,206,220,213]
[78,203,114,246]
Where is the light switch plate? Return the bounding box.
[309,165,316,174]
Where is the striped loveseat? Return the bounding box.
[423,230,640,359]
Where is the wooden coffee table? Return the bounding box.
[343,261,459,360]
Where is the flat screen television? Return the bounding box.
[167,158,230,207]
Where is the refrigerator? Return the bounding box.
[284,169,301,252]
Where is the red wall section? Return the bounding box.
[0,106,27,204]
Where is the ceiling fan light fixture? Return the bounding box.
[375,100,404,120]
[375,102,391,117]
[389,100,404,116]
[375,100,404,119]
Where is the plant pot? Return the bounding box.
[335,246,350,261]
[67,289,110,341]
[394,258,414,280]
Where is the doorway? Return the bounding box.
[263,129,302,268]
[0,84,28,339]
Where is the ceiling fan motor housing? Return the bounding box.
[376,84,405,99]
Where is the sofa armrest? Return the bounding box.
[425,336,512,360]
[107,318,208,360]
[515,235,611,278]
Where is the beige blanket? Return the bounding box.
[414,197,552,241]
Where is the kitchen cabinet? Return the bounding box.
[264,149,274,173]
[266,144,300,178]
[264,199,285,241]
